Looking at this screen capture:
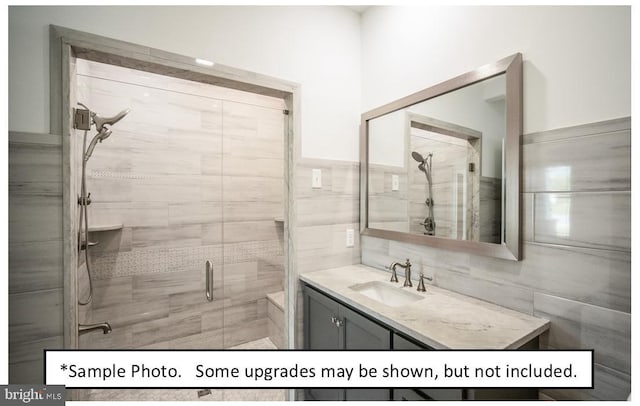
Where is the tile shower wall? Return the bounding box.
[409,129,478,239]
[76,59,285,350]
[8,132,64,383]
[361,117,631,400]
[478,176,501,243]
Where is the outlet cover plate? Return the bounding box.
[346,229,355,247]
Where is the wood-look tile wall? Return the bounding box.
[367,163,407,231]
[293,158,361,348]
[361,117,631,400]
[76,59,285,350]
[478,176,501,243]
[368,136,497,242]
[408,130,477,239]
[8,132,64,383]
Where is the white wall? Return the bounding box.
[361,6,631,134]
[369,76,505,177]
[368,109,405,167]
[8,6,361,161]
[406,76,505,178]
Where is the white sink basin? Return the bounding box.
[349,281,423,307]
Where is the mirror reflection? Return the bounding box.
[368,74,505,243]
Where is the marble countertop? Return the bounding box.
[300,264,549,350]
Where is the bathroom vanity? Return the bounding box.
[300,265,549,401]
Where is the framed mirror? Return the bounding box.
[360,53,522,260]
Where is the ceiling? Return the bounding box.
[347,6,370,14]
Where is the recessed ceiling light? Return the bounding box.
[195,58,215,67]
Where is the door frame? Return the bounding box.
[49,24,300,390]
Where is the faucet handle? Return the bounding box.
[388,263,399,283]
[416,272,432,292]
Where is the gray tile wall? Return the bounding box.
[361,117,631,400]
[367,163,408,232]
[295,158,361,273]
[294,158,361,348]
[478,176,501,243]
[409,130,477,239]
[8,132,64,383]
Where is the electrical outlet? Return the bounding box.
[312,169,322,189]
[346,229,354,248]
[392,175,399,191]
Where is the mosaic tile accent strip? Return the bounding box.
[90,239,283,280]
[90,170,150,180]
[90,245,222,280]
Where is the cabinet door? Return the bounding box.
[304,286,340,350]
[392,334,463,401]
[341,305,391,401]
[304,287,342,401]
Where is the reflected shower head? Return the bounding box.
[411,151,425,163]
[413,151,433,173]
[93,108,131,131]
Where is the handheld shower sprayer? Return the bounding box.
[411,151,425,163]
[77,103,130,162]
[412,150,436,235]
[84,128,112,162]
[76,103,130,307]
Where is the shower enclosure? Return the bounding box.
[71,57,288,399]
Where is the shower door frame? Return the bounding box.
[50,25,300,396]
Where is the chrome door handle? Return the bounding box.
[205,260,213,302]
[330,316,343,328]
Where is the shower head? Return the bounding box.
[79,105,131,162]
[93,108,131,131]
[411,151,425,163]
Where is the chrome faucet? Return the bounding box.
[387,258,412,287]
[79,322,112,335]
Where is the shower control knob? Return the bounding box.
[77,193,92,206]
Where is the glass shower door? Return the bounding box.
[76,58,226,353]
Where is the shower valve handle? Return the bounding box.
[78,193,92,206]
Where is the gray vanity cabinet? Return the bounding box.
[392,334,464,401]
[392,334,538,401]
[302,284,537,401]
[303,285,391,401]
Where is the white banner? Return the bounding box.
[45,350,593,389]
